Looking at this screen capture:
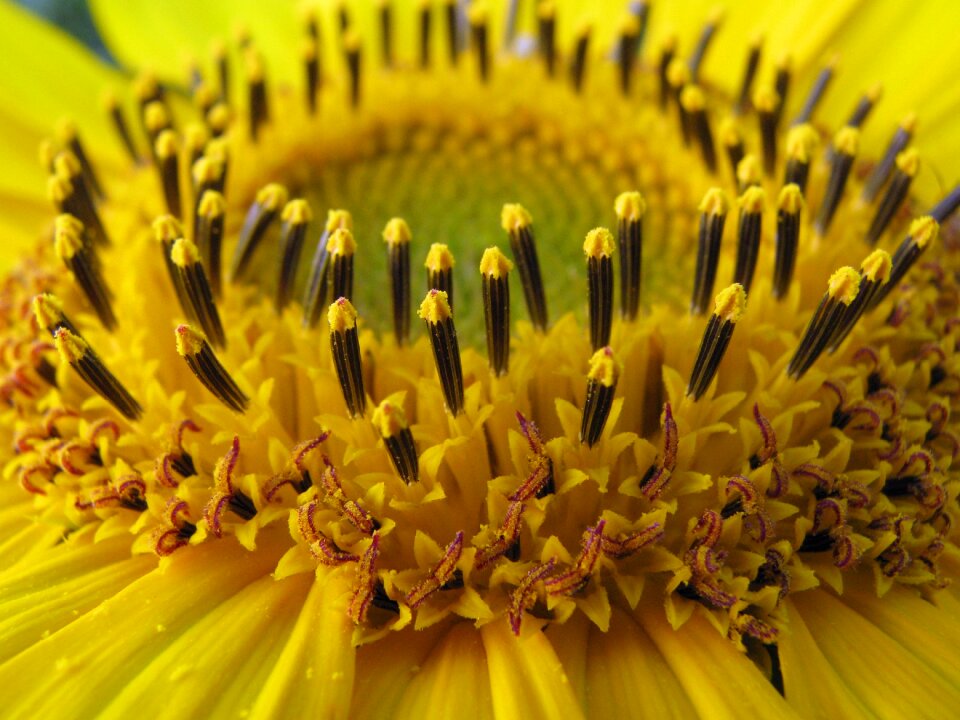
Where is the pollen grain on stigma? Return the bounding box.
[5,0,960,699]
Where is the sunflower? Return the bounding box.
[1,0,959,717]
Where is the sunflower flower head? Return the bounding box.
[2,1,960,717]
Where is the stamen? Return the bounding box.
[328,298,366,418]
[212,40,229,103]
[570,23,591,93]
[57,118,103,200]
[206,103,231,139]
[480,247,513,376]
[418,0,432,69]
[657,35,677,109]
[772,54,791,127]
[772,184,804,300]
[720,119,745,187]
[580,346,620,447]
[736,154,762,192]
[373,397,419,483]
[468,5,489,82]
[865,149,919,245]
[667,59,692,144]
[826,250,892,353]
[425,242,455,312]
[584,227,616,351]
[54,215,116,330]
[102,91,139,162]
[691,188,729,315]
[175,324,248,413]
[33,292,79,338]
[327,227,356,302]
[687,284,746,400]
[419,290,464,416]
[143,101,172,158]
[303,39,320,114]
[171,238,226,349]
[183,123,208,168]
[444,0,459,65]
[303,209,353,328]
[688,10,721,81]
[379,0,394,68]
[753,86,779,175]
[55,327,142,420]
[230,183,288,280]
[153,215,193,321]
[732,186,765,293]
[681,85,717,173]
[537,1,556,76]
[50,151,109,245]
[501,203,548,330]
[783,124,818,195]
[383,218,412,345]
[155,130,182,219]
[406,531,464,609]
[793,60,835,125]
[869,215,940,310]
[245,50,268,141]
[276,199,312,313]
[862,113,916,202]
[191,157,225,237]
[344,31,362,107]
[814,126,859,236]
[615,191,645,320]
[787,267,860,379]
[734,34,762,115]
[196,190,226,299]
[846,84,882,127]
[617,15,640,95]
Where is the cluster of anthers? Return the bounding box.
[3,0,959,684]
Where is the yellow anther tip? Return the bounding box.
[615,191,646,221]
[719,117,742,146]
[282,199,313,224]
[54,327,88,364]
[753,86,779,112]
[786,124,819,162]
[144,101,170,132]
[53,150,81,179]
[909,216,939,249]
[739,186,765,213]
[666,58,689,87]
[425,243,455,271]
[866,83,883,102]
[383,218,412,246]
[47,175,73,203]
[184,123,208,149]
[901,112,918,133]
[466,3,488,23]
[861,250,892,284]
[501,203,532,232]
[207,103,231,130]
[192,157,223,184]
[736,155,762,186]
[33,293,64,330]
[828,267,861,305]
[256,183,289,211]
[175,324,207,356]
[680,85,706,112]
[895,149,920,177]
[587,347,620,387]
[56,117,77,142]
[325,209,354,233]
[198,190,226,218]
[343,31,361,52]
[171,238,200,267]
[480,247,513,278]
[833,126,860,156]
[537,1,556,19]
[372,398,409,438]
[54,217,84,260]
[714,284,747,323]
[155,129,178,158]
[328,297,358,334]
[583,227,616,258]
[418,290,452,324]
[326,228,357,256]
[152,215,184,244]
[54,213,83,235]
[778,184,804,214]
[699,188,728,216]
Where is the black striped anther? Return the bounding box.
[176,324,248,413]
[373,395,419,483]
[383,218,412,345]
[580,346,620,447]
[419,289,464,416]
[615,191,646,320]
[732,186,765,294]
[480,247,512,377]
[687,284,746,400]
[584,227,616,351]
[501,203,548,331]
[691,188,729,315]
[328,297,367,419]
[772,184,804,300]
[303,209,353,329]
[276,199,313,313]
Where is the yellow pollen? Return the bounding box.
[207,103,231,133]
[679,85,706,112]
[32,293,65,330]
[144,101,170,133]
[175,324,206,356]
[302,39,318,62]
[909,216,939,249]
[100,89,118,112]
[193,82,215,111]
[786,123,819,162]
[901,111,918,133]
[620,14,640,35]
[466,2,488,24]
[328,298,358,334]
[205,138,229,165]
[256,183,289,212]
[699,187,729,216]
[583,227,616,258]
[666,58,690,88]
[587,347,620,387]
[753,86,779,112]
[155,129,178,159]
[281,199,312,225]
[152,215,183,244]
[133,71,159,101]
[192,157,223,186]
[866,83,883,102]
[343,30,361,53]
[198,190,226,218]
[38,139,56,170]
[895,149,920,177]
[615,191,646,221]
[171,238,201,267]
[372,398,409,438]
[382,218,412,246]
[54,216,84,260]
[719,117,742,147]
[184,123,209,154]
[480,247,513,278]
[425,243,455,272]
[778,184,804,214]
[47,175,73,204]
[326,209,354,233]
[244,50,264,82]
[739,186,765,214]
[537,1,555,20]
[54,327,89,364]
[326,228,357,257]
[833,126,860,156]
[861,249,892,283]
[54,213,83,236]
[828,267,861,305]
[500,203,533,232]
[55,117,77,143]
[53,150,81,180]
[736,154,762,187]
[714,284,747,323]
[418,290,452,324]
